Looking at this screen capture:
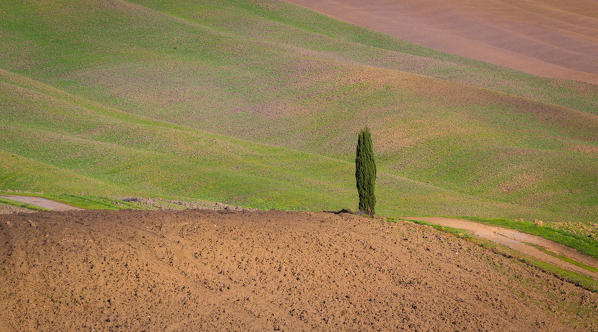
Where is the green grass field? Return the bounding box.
[0,0,597,225]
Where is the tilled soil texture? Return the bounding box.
[0,210,596,331]
[286,0,598,85]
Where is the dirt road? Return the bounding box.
[0,210,595,331]
[0,196,80,211]
[286,0,598,85]
[407,217,598,278]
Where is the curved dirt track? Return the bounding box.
[1,210,596,331]
[407,217,598,278]
[286,0,598,85]
[0,196,80,211]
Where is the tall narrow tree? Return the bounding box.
[355,128,376,216]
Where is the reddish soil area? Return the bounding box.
[286,0,598,85]
[0,210,596,331]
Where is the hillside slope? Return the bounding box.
[2,68,538,217]
[0,0,596,222]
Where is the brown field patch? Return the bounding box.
[0,210,596,331]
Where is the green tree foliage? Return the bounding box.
[355,128,376,216]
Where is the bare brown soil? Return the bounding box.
[286,0,598,85]
[0,196,80,211]
[0,210,596,331]
[407,217,598,278]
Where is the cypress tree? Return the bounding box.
[355,127,376,216]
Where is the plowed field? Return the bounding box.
[0,210,596,330]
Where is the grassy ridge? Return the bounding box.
[0,0,596,223]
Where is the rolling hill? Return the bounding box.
[0,0,597,223]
